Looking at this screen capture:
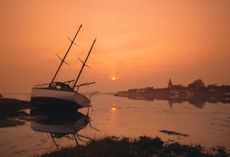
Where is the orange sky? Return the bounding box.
[0,0,230,94]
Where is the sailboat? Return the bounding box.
[30,24,96,110]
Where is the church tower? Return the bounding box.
[168,78,173,88]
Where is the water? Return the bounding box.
[0,94,230,157]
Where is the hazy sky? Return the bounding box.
[0,0,229,95]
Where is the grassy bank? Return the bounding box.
[40,136,229,157]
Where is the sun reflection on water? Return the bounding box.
[111,105,117,112]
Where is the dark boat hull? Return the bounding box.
[31,88,91,109]
[30,97,82,113]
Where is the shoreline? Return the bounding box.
[39,136,229,157]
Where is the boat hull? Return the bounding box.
[30,97,78,112]
[30,88,90,110]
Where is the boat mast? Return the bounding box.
[73,38,97,90]
[49,24,82,87]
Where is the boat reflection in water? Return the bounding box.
[30,107,93,150]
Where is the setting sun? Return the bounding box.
[111,76,117,81]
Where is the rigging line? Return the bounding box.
[73,38,97,89]
[50,24,82,86]
[37,35,68,84]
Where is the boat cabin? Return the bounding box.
[50,82,73,91]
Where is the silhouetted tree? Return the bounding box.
[188,79,205,91]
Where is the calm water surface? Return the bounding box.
[0,94,230,157]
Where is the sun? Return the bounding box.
[111,76,117,81]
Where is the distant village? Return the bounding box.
[115,79,230,106]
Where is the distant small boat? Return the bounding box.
[30,24,96,110]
